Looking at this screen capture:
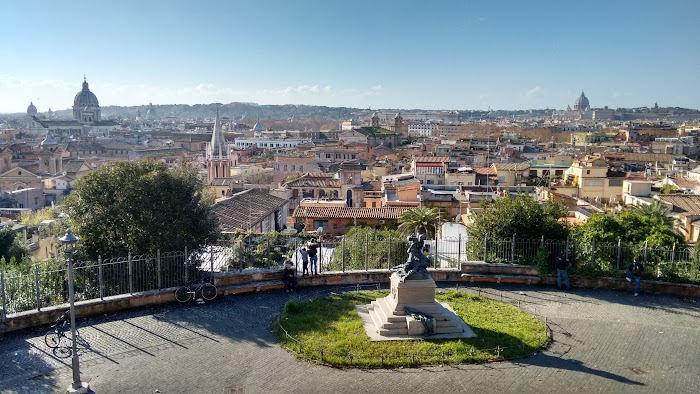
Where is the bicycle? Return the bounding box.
[175,280,218,302]
[44,311,72,349]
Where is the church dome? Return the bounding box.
[252,121,264,131]
[74,78,100,108]
[573,91,589,111]
[27,102,37,116]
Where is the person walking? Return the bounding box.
[626,256,644,296]
[307,239,319,275]
[299,247,309,276]
[282,262,297,292]
[555,251,571,290]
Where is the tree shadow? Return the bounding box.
[0,331,66,393]
[517,352,645,386]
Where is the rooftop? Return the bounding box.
[213,189,288,232]
[292,206,411,219]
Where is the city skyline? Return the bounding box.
[2,0,699,113]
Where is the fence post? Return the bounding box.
[483,236,488,262]
[0,271,6,321]
[294,239,298,268]
[540,235,544,248]
[671,242,676,265]
[566,236,570,259]
[434,234,438,269]
[184,247,189,284]
[98,255,104,300]
[388,234,392,269]
[590,239,595,268]
[457,234,462,267]
[157,249,162,290]
[210,244,214,273]
[644,240,648,264]
[238,241,244,272]
[616,238,622,271]
[364,234,369,271]
[511,234,516,264]
[128,251,134,294]
[341,236,346,272]
[34,264,41,312]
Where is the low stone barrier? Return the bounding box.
[541,275,700,297]
[2,267,698,335]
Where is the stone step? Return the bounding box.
[460,273,541,285]
[371,299,405,323]
[378,326,408,336]
[367,304,406,330]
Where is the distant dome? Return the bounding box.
[252,121,264,131]
[27,102,37,116]
[574,91,590,111]
[73,78,100,108]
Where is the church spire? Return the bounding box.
[208,105,227,160]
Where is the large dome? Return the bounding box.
[73,78,99,107]
[573,91,589,111]
[27,102,37,116]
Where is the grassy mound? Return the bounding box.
[274,290,548,368]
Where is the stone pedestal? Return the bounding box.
[357,273,476,340]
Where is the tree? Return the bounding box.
[626,201,673,228]
[63,160,219,259]
[0,227,28,268]
[467,193,568,241]
[398,207,446,238]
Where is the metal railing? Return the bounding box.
[2,235,699,319]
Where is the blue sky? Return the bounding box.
[2,0,699,113]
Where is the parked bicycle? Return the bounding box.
[44,311,72,349]
[175,280,218,303]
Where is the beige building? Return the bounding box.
[492,163,530,187]
[561,155,623,200]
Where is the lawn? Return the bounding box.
[274,290,548,368]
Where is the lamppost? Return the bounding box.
[59,229,90,393]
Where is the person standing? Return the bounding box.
[555,251,571,290]
[282,262,297,292]
[299,247,309,276]
[307,239,318,275]
[626,256,644,296]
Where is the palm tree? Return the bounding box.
[627,200,673,228]
[398,207,446,239]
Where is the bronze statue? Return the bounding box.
[392,234,431,282]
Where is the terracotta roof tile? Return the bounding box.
[213,189,288,232]
[292,206,411,219]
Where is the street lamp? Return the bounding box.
[59,229,90,393]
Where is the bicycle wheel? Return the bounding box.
[175,286,192,302]
[200,283,217,301]
[45,330,61,348]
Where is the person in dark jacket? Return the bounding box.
[555,251,571,290]
[626,256,644,296]
[282,262,297,292]
[306,240,319,275]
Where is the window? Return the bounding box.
[586,170,590,175]
[313,220,329,229]
[299,166,303,171]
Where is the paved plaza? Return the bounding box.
[1,284,699,394]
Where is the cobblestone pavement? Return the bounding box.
[1,283,699,394]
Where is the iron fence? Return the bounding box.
[1,235,699,319]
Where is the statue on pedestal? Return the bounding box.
[392,234,431,282]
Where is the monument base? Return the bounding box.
[358,273,476,341]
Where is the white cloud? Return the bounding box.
[525,86,545,99]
